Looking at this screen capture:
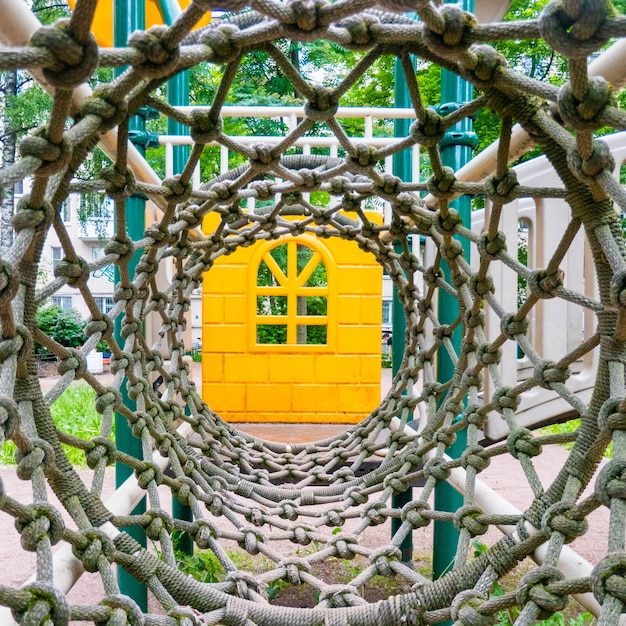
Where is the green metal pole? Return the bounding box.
[152,0,196,558]
[432,0,478,582]
[168,70,194,557]
[391,53,415,564]
[114,0,148,610]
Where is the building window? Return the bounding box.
[52,296,72,310]
[382,300,392,326]
[94,296,115,314]
[52,247,62,271]
[255,240,329,346]
[60,202,70,224]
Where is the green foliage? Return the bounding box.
[1,384,105,465]
[176,549,224,583]
[35,305,86,354]
[472,541,595,626]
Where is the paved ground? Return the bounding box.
[0,367,609,613]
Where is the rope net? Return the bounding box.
[0,1,626,625]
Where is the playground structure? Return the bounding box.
[1,2,626,626]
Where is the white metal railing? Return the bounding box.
[161,106,420,219]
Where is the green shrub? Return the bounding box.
[35,304,86,354]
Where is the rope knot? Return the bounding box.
[318,584,362,608]
[57,348,86,378]
[500,313,529,339]
[598,397,626,433]
[16,439,55,480]
[371,546,401,577]
[383,471,410,494]
[135,463,163,489]
[540,0,609,58]
[517,566,567,617]
[541,502,588,542]
[470,274,494,297]
[340,13,380,49]
[559,77,613,133]
[442,239,464,261]
[422,4,477,58]
[17,501,65,550]
[128,26,180,78]
[304,85,338,121]
[288,0,326,32]
[281,557,311,584]
[377,173,402,196]
[492,386,521,414]
[401,501,430,528]
[595,459,626,507]
[95,387,123,414]
[567,139,615,185]
[226,571,260,600]
[81,87,128,133]
[533,359,570,389]
[0,397,20,441]
[476,343,501,367]
[591,553,626,605]
[348,143,379,170]
[105,235,135,264]
[328,533,358,559]
[12,196,55,232]
[199,23,241,64]
[507,427,541,459]
[436,207,461,234]
[484,170,519,205]
[0,260,19,307]
[461,444,490,472]
[428,167,457,199]
[145,509,173,540]
[98,595,145,626]
[20,127,71,176]
[13,582,70,626]
[363,502,387,526]
[423,457,451,482]
[85,436,116,469]
[162,175,193,205]
[189,111,223,144]
[53,256,90,288]
[451,591,490,626]
[453,505,487,537]
[101,165,136,201]
[238,528,264,554]
[73,528,115,573]
[528,268,564,299]
[30,20,99,88]
[465,44,507,85]
[410,109,444,147]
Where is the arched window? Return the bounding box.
[253,239,332,348]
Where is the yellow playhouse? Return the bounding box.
[201,212,383,423]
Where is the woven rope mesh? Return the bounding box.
[1,0,626,624]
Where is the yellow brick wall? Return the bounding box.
[202,212,383,423]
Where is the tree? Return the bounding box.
[35,305,86,354]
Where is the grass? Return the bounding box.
[0,383,107,466]
[539,418,612,458]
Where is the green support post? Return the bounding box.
[153,0,195,558]
[114,0,148,610]
[432,0,478,582]
[391,53,415,564]
[168,69,194,558]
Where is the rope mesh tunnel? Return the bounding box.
[0,1,626,625]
